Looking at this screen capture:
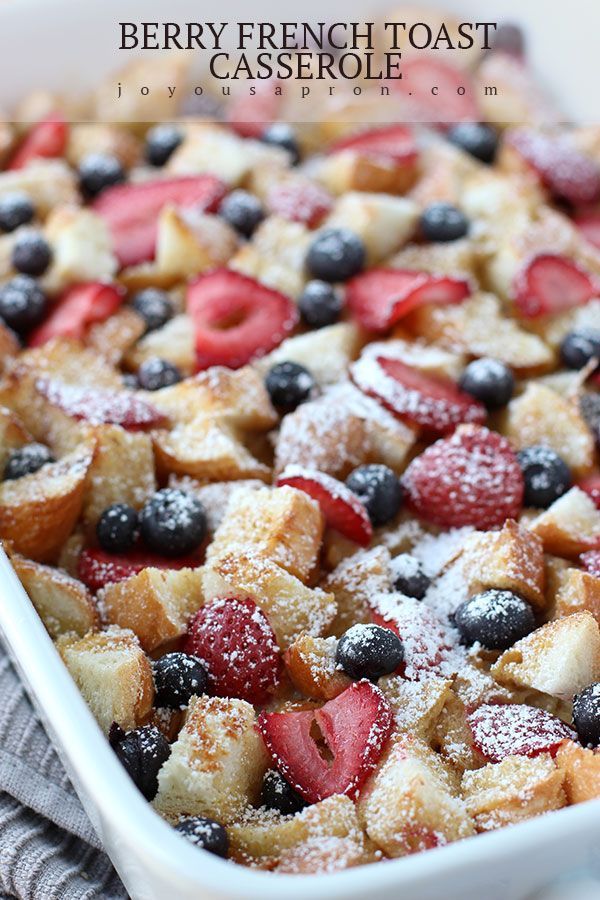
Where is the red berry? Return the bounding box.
[403,424,524,529]
[8,113,68,170]
[187,268,298,370]
[370,597,453,681]
[266,180,332,229]
[513,254,598,318]
[36,378,166,431]
[276,466,372,546]
[578,475,600,511]
[185,598,281,704]
[327,125,418,167]
[574,210,600,251]
[468,703,576,763]
[227,82,282,138]
[581,550,600,578]
[78,548,201,592]
[395,59,480,125]
[258,680,393,803]
[508,129,600,206]
[28,282,125,347]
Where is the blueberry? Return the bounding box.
[4,443,55,481]
[489,23,525,57]
[131,288,174,333]
[336,623,404,681]
[0,275,46,335]
[454,589,536,650]
[298,280,343,329]
[145,125,184,167]
[517,446,572,509]
[580,393,600,447]
[459,358,515,410]
[175,816,229,857]
[260,769,306,816]
[137,357,182,391]
[573,683,600,747]
[11,231,52,277]
[346,464,403,527]
[306,228,366,282]
[109,724,170,801]
[265,361,315,413]
[448,123,499,164]
[139,488,207,557]
[78,153,125,199]
[0,192,35,232]
[260,124,300,165]
[420,203,469,243]
[96,503,139,553]
[219,190,265,238]
[560,329,600,371]
[153,652,208,709]
[391,553,431,600]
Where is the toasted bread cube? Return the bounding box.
[255,323,365,388]
[0,405,30,473]
[323,546,393,636]
[324,192,418,263]
[66,123,141,168]
[0,160,79,217]
[230,217,311,299]
[530,300,600,351]
[552,568,600,623]
[169,477,264,535]
[529,488,600,557]
[125,315,196,377]
[101,567,204,653]
[462,754,565,831]
[389,239,475,281]
[556,741,600,804]
[432,691,483,775]
[317,149,417,196]
[202,552,336,648]
[0,322,20,373]
[86,307,146,367]
[284,635,351,700]
[153,695,268,822]
[58,626,154,733]
[379,675,453,741]
[374,336,466,382]
[42,206,117,294]
[492,612,600,700]
[276,835,372,874]
[155,208,238,280]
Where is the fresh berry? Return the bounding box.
[447,122,498,164]
[507,129,600,206]
[93,175,227,268]
[489,23,526,57]
[513,254,598,318]
[266,181,332,229]
[391,553,430,600]
[298,280,343,329]
[370,597,452,680]
[306,228,366,283]
[580,393,600,448]
[454,590,536,650]
[261,124,300,165]
[468,704,575,763]
[578,474,600,510]
[187,269,298,370]
[0,275,47,335]
[28,282,125,347]
[11,231,52,277]
[145,125,183,167]
[560,329,600,370]
[185,598,281,704]
[336,623,404,681]
[131,288,174,333]
[77,548,202,592]
[420,203,469,243]
[78,153,125,199]
[218,189,265,238]
[398,59,480,124]
[8,113,68,170]
[276,467,373,546]
[351,355,486,433]
[153,652,208,709]
[581,550,600,578]
[175,817,229,857]
[345,464,403,527]
[517,446,572,509]
[36,379,166,431]
[346,268,471,332]
[258,681,393,803]
[459,358,515,410]
[402,425,524,529]
[96,503,139,553]
[574,210,600,251]
[227,83,282,139]
[0,192,35,232]
[572,683,600,747]
[109,723,170,801]
[137,357,182,391]
[265,362,315,414]
[260,769,306,815]
[327,125,418,168]
[139,489,207,557]
[3,443,55,481]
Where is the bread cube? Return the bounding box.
[324,192,418,263]
[284,634,351,700]
[168,477,264,536]
[66,124,141,168]
[323,545,393,635]
[317,149,417,196]
[42,206,117,294]
[432,691,483,775]
[0,160,79,217]
[276,835,371,874]
[556,740,600,804]
[375,336,466,382]
[86,308,146,367]
[552,568,600,623]
[230,217,310,298]
[529,488,600,557]
[0,405,30,473]
[379,675,453,741]
[125,315,196,377]
[155,208,238,280]
[255,323,364,388]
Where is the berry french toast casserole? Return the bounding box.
[1,16,600,877]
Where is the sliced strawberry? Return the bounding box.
[78,548,202,592]
[508,129,600,207]
[276,466,372,546]
[258,681,393,803]
[513,254,598,318]
[578,474,600,510]
[346,268,471,332]
[187,268,298,370]
[36,378,166,431]
[266,181,332,229]
[581,550,600,577]
[227,81,282,138]
[468,703,576,764]
[93,175,227,268]
[351,354,486,433]
[395,59,480,125]
[8,113,68,170]
[28,282,125,347]
[327,124,418,167]
[370,596,453,680]
[574,210,600,251]
[402,424,524,529]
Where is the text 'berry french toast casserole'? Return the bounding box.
[1,6,600,878]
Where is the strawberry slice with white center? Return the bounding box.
[513,254,598,318]
[276,466,372,546]
[351,354,486,433]
[258,681,393,803]
[395,59,480,125]
[327,124,418,167]
[36,379,166,431]
[574,210,600,251]
[78,548,202,592]
[8,113,68,170]
[28,282,125,347]
[93,175,227,268]
[187,268,298,370]
[266,180,332,229]
[507,129,600,206]
[581,550,600,578]
[346,268,471,332]
[468,703,576,764]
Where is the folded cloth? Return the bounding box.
[0,643,126,900]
